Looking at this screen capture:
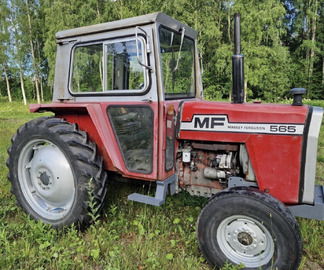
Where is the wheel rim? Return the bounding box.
[18,139,75,220]
[217,215,274,267]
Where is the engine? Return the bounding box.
[177,141,256,197]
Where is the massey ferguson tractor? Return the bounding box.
[6,12,324,269]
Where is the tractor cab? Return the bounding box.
[30,12,202,186]
[52,11,202,103]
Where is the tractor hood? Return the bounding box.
[178,100,309,141]
[177,100,323,205]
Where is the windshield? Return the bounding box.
[159,27,195,99]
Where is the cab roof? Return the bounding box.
[56,12,198,40]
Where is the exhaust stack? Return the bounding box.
[232,13,244,104]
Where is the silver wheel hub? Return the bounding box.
[18,139,75,220]
[217,215,274,268]
[39,171,51,186]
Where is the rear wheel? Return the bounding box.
[7,117,107,228]
[197,187,302,270]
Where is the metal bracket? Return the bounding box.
[128,174,177,206]
[228,177,258,188]
[135,26,153,70]
[288,185,324,221]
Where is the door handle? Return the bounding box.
[142,98,153,103]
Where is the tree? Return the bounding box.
[43,0,107,87]
[0,0,11,102]
[283,0,323,99]
[1,0,322,103]
[25,0,41,103]
[10,0,27,105]
[230,0,289,101]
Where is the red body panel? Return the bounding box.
[30,102,160,181]
[180,101,308,124]
[179,101,309,204]
[30,99,310,204]
[157,101,183,180]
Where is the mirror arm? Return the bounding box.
[135,26,152,70]
[173,26,186,71]
[199,50,204,75]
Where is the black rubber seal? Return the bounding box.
[299,106,313,203]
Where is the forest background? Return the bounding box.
[0,0,323,104]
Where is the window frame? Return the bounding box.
[68,35,150,96]
[158,25,197,100]
[103,36,148,94]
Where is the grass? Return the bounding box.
[0,98,323,269]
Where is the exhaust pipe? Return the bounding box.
[232,13,244,104]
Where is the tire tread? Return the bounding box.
[7,116,108,229]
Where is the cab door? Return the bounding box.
[69,26,159,181]
[103,31,158,180]
[157,25,198,180]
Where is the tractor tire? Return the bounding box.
[197,187,302,270]
[7,117,107,229]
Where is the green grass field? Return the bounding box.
[0,98,323,269]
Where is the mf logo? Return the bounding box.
[194,117,225,129]
[180,114,304,135]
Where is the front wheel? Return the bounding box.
[197,188,302,270]
[7,117,108,228]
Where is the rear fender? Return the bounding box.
[29,103,123,172]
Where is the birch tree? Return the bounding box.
[10,0,27,105]
[25,0,41,103]
[0,0,11,102]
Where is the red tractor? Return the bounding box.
[7,13,323,269]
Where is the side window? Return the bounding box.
[70,38,147,94]
[72,44,103,93]
[106,39,145,91]
[108,106,153,173]
[159,27,196,99]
